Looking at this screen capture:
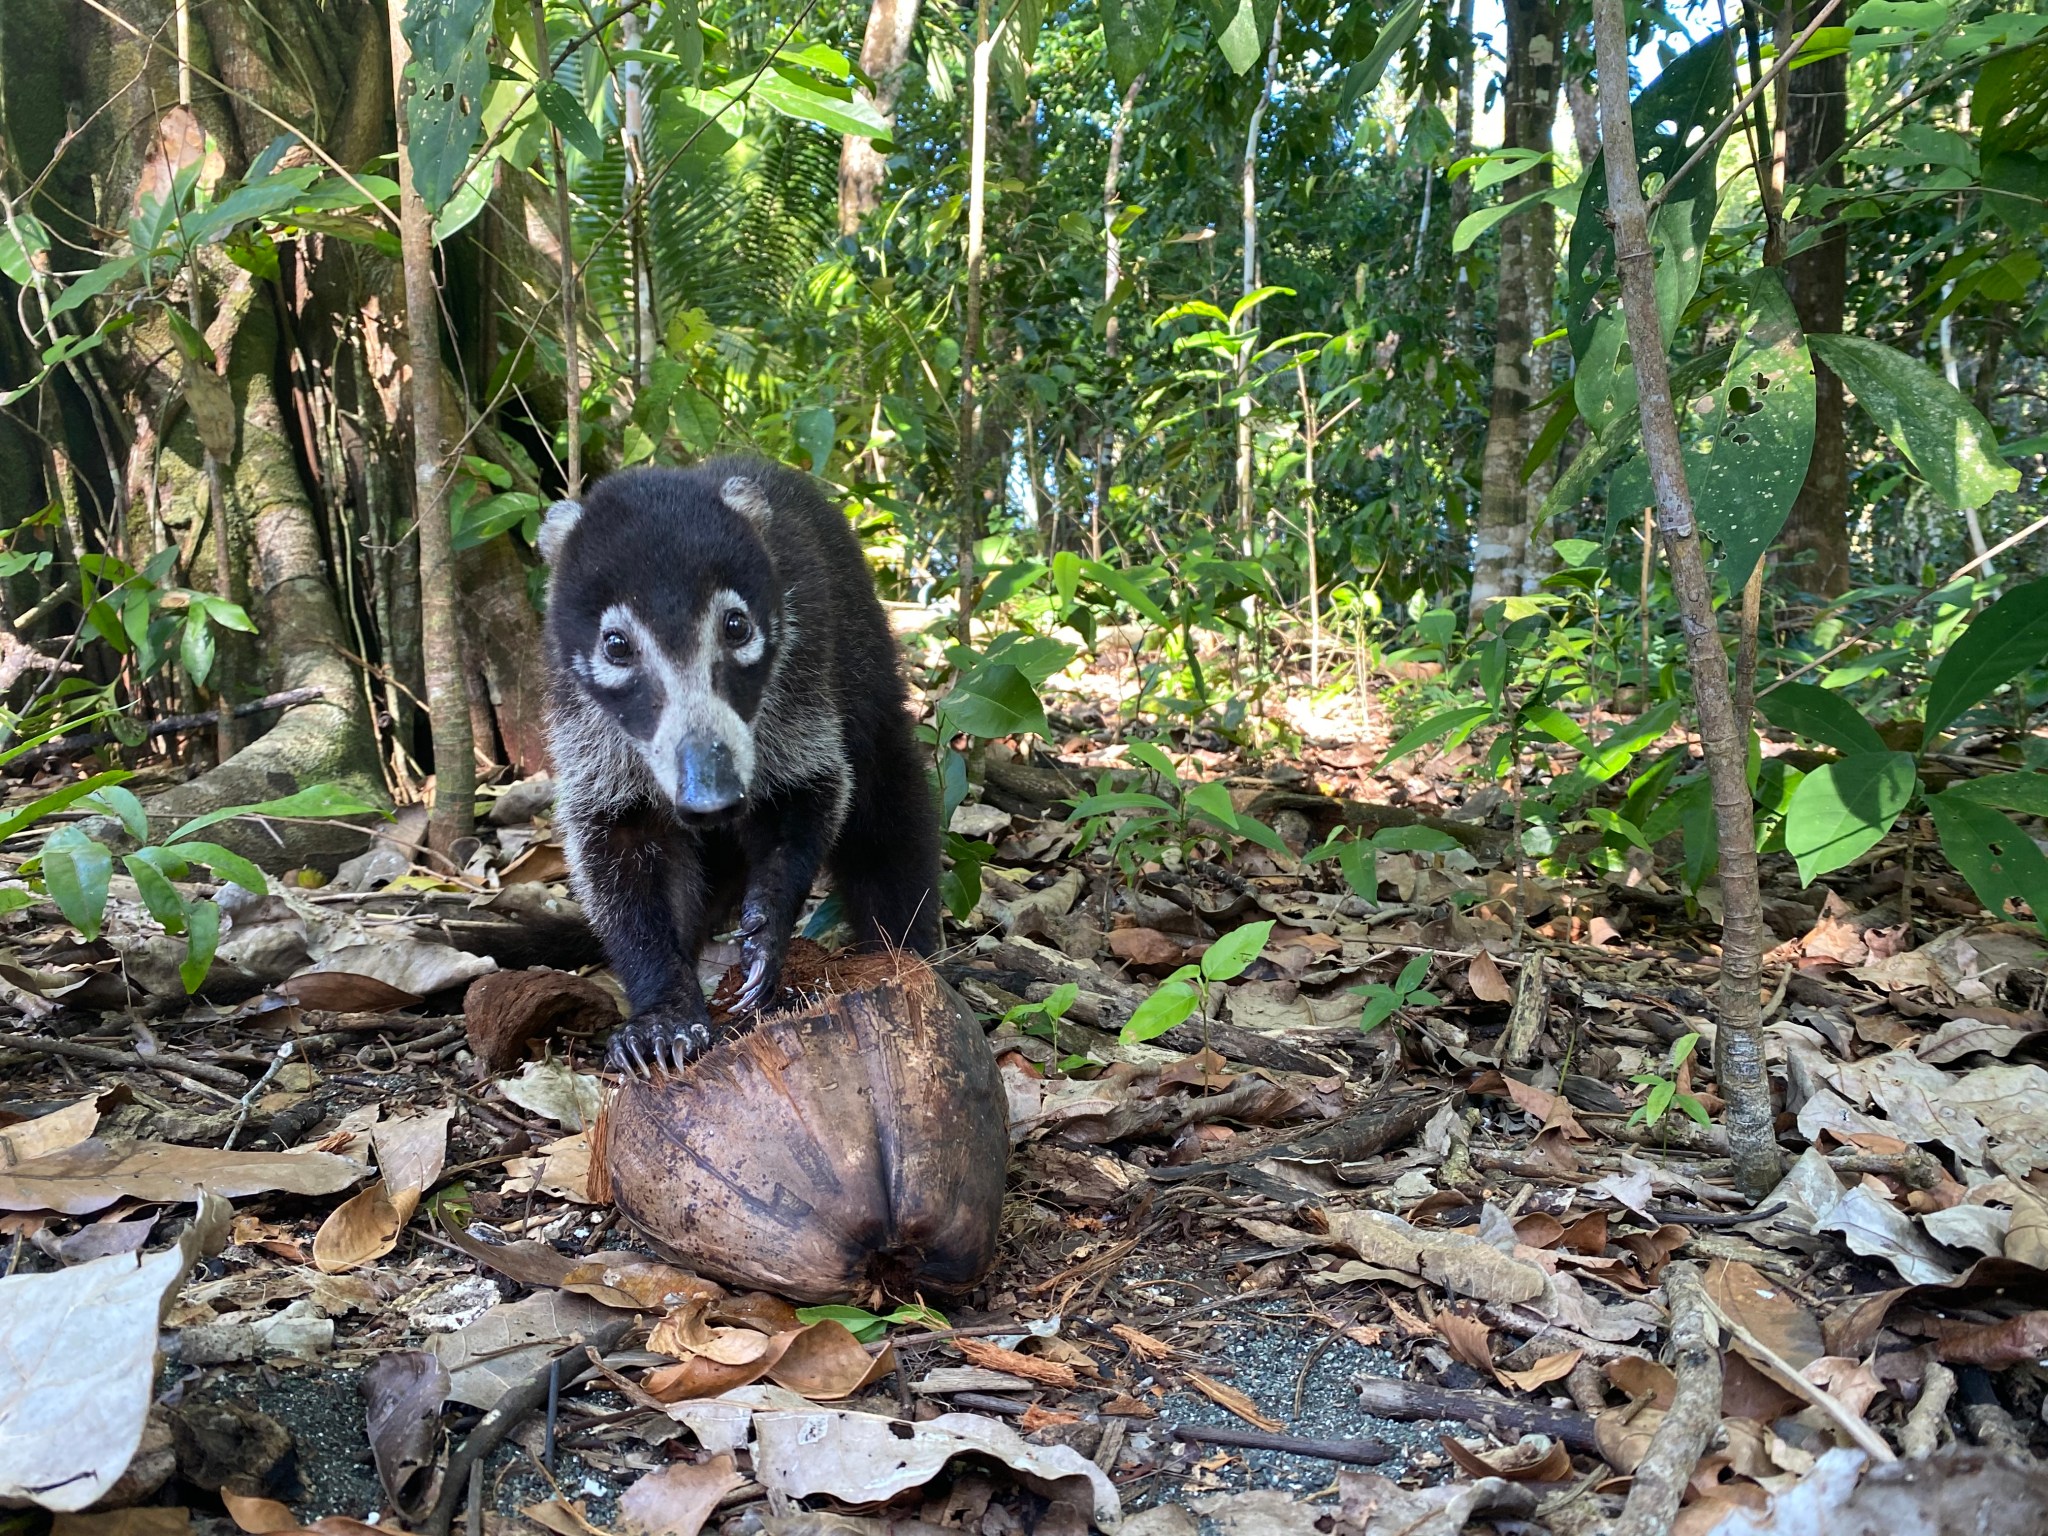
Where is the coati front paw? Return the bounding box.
[607,1002,717,1079]
[734,901,790,1015]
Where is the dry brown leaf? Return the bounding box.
[1594,1403,1663,1474]
[1720,1353,1804,1421]
[278,972,420,1012]
[1100,1392,1156,1417]
[764,1322,898,1399]
[1185,1371,1281,1432]
[1558,1211,1610,1255]
[1439,1434,1571,1482]
[0,1097,100,1165]
[1110,1323,1175,1362]
[312,1180,418,1274]
[1496,1349,1582,1393]
[369,1109,451,1196]
[1156,1048,1236,1091]
[503,1132,594,1203]
[1512,1212,1567,1248]
[1924,1309,2048,1368]
[647,1304,773,1367]
[560,1256,724,1312]
[1109,928,1188,967]
[642,1334,795,1402]
[954,1337,1078,1388]
[0,1139,364,1215]
[51,1513,190,1536]
[1344,1323,1385,1347]
[2005,1190,2048,1269]
[1614,1224,1689,1282]
[1606,1356,1677,1408]
[616,1455,740,1536]
[520,1499,612,1536]
[1802,1355,1883,1418]
[1704,1259,1825,1370]
[708,1291,804,1334]
[1386,1298,1434,1337]
[1320,1207,1547,1304]
[1467,950,1514,1003]
[1018,1404,1081,1431]
[1435,1310,1495,1373]
[219,1493,298,1535]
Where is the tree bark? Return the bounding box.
[1448,0,1478,332]
[1234,13,1282,552]
[1469,0,1561,624]
[840,0,924,234]
[1092,69,1144,562]
[389,0,476,854]
[955,0,992,646]
[1777,0,1851,596]
[1591,0,1782,1197]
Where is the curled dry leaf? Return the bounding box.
[220,1492,298,1534]
[1185,1371,1282,1432]
[0,1096,100,1164]
[360,1351,449,1519]
[616,1455,741,1536]
[1111,1323,1175,1362]
[1607,1355,1678,1408]
[560,1255,725,1312]
[708,1291,803,1333]
[766,1321,898,1399]
[1921,1309,2048,1368]
[1435,1310,1495,1374]
[642,1338,794,1403]
[368,1109,450,1196]
[1440,1433,1572,1482]
[1496,1348,1582,1393]
[500,1063,604,1132]
[311,1181,418,1274]
[1467,949,1514,1003]
[1704,1259,1826,1371]
[276,972,420,1013]
[647,1298,775,1367]
[1318,1208,1548,1304]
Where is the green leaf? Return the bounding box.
[936,662,1049,741]
[1101,0,1174,92]
[534,80,604,160]
[86,784,150,842]
[400,0,494,213]
[1369,824,1463,854]
[737,72,892,142]
[0,212,49,284]
[123,850,189,933]
[180,612,217,684]
[45,255,140,319]
[1566,32,1733,357]
[1122,978,1199,1043]
[1336,836,1376,898]
[1200,919,1273,982]
[1067,790,1176,819]
[1807,334,2018,511]
[1756,681,1886,757]
[1393,951,1432,995]
[1121,740,1179,781]
[1335,0,1425,112]
[1782,751,1916,884]
[1941,773,2048,816]
[0,770,135,841]
[1079,561,1171,628]
[1451,186,1571,254]
[1199,0,1278,74]
[170,840,270,895]
[1688,269,1815,584]
[1355,985,1399,1033]
[1927,792,2048,932]
[42,826,112,942]
[1923,577,2048,742]
[940,831,986,924]
[180,897,221,993]
[1378,705,1490,770]
[167,783,382,844]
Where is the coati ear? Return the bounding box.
[538,499,583,564]
[721,476,773,529]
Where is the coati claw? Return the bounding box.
[607,1006,715,1079]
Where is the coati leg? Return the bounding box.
[572,807,720,1077]
[730,776,845,1014]
[828,733,941,957]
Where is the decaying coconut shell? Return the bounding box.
[594,946,1008,1304]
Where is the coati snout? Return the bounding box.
[541,458,941,1077]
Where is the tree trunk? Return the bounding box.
[1092,69,1144,562]
[1448,0,1478,332]
[1777,0,1851,596]
[840,0,924,234]
[956,0,992,647]
[1469,0,1561,625]
[1234,13,1282,553]
[389,0,476,854]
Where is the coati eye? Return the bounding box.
[722,610,754,648]
[601,630,633,666]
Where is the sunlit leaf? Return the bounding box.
[1782,751,1916,885]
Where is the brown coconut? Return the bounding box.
[593,945,1008,1304]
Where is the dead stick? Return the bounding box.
[1608,1264,1723,1536]
[11,1032,249,1090]
[421,1317,633,1536]
[1351,1375,1599,1454]
[1165,1422,1392,1466]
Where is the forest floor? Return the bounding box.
[6,659,2048,1536]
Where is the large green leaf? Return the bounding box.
[535,80,605,161]
[1807,334,2019,511]
[0,770,135,840]
[1782,751,1916,885]
[937,662,1049,740]
[1334,0,1426,112]
[400,0,495,213]
[1199,0,1278,73]
[1756,681,1886,757]
[181,897,222,994]
[1566,31,1734,356]
[1922,576,2048,741]
[1926,792,2048,934]
[42,826,112,943]
[1379,705,1491,770]
[168,783,382,844]
[1941,772,2048,816]
[738,71,893,142]
[1688,270,1815,583]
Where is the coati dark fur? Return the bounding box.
[540,458,941,1076]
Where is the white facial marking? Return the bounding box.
[714,587,766,667]
[607,605,756,805]
[589,603,638,689]
[721,476,772,526]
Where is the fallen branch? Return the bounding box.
[1608,1263,1723,1536]
[1901,1361,1956,1459]
[1164,1421,1392,1466]
[8,687,325,769]
[1352,1375,1599,1454]
[9,1032,250,1091]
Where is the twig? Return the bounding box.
[1901,1361,1955,1459]
[222,1041,295,1150]
[1165,1421,1392,1466]
[1352,1375,1599,1453]
[1608,1264,1723,1536]
[421,1316,633,1536]
[9,688,323,769]
[1696,1275,1894,1462]
[10,1032,248,1091]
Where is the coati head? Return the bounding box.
[541,467,784,820]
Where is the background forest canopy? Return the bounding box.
[0,0,2040,931]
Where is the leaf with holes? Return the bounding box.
[1942,772,2048,817]
[1783,752,1916,885]
[1923,577,2048,742]
[1757,680,1886,757]
[1101,0,1174,91]
[1808,335,2019,511]
[399,0,494,212]
[1687,269,1815,583]
[1566,31,1734,356]
[1927,791,2048,935]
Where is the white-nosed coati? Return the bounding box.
[540,458,940,1076]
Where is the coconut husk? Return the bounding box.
[595,945,1008,1304]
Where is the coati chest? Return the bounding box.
[538,459,940,1076]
